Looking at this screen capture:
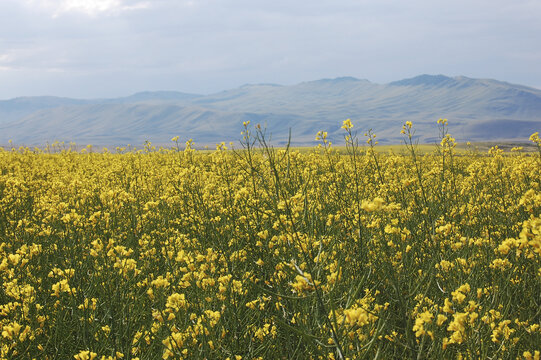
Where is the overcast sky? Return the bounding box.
[1,0,540,99]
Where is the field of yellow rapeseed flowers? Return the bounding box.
[1,120,540,359]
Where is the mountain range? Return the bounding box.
[1,74,540,147]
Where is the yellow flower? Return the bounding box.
[443,298,454,314]
[361,197,385,212]
[2,322,22,340]
[413,311,433,337]
[529,132,540,144]
[166,293,186,311]
[451,284,470,304]
[151,276,170,288]
[341,118,353,130]
[447,312,468,344]
[523,351,540,360]
[74,351,98,360]
[344,307,369,327]
[436,314,448,326]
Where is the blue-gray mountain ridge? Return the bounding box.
[1,74,540,146]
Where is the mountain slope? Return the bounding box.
[1,75,540,146]
[0,91,202,125]
[1,103,308,146]
[0,96,91,125]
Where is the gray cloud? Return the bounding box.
[1,0,540,98]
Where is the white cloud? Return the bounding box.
[0,54,12,63]
[1,0,541,97]
[22,0,150,17]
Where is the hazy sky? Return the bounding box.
[1,0,540,99]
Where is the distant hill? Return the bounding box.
[0,96,91,125]
[103,91,203,104]
[1,75,540,146]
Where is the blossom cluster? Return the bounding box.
[0,122,540,359]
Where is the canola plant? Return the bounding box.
[0,121,540,359]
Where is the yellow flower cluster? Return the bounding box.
[0,122,540,359]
